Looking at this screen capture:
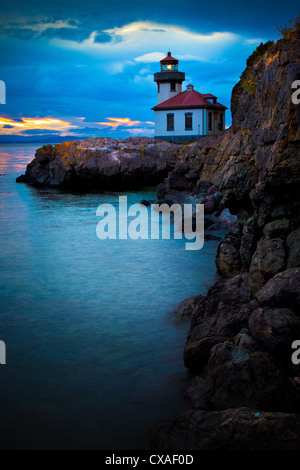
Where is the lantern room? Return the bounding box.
[160,52,179,71]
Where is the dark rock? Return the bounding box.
[287,229,300,268]
[257,267,300,312]
[157,183,167,199]
[263,218,290,239]
[184,275,258,373]
[207,185,219,195]
[239,216,260,270]
[193,179,214,195]
[150,33,300,450]
[219,154,259,214]
[16,175,26,183]
[150,407,300,450]
[205,342,299,412]
[233,328,258,352]
[215,221,243,277]
[140,199,151,206]
[249,307,300,366]
[207,208,237,232]
[17,138,178,189]
[173,295,205,321]
[183,376,206,409]
[202,191,222,214]
[248,238,286,292]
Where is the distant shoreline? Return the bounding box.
[0,136,90,144]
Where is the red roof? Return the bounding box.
[152,89,227,110]
[160,52,178,64]
[201,93,217,99]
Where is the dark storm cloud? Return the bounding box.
[0,0,299,137]
[40,27,90,41]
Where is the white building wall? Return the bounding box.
[157,82,182,104]
[154,108,204,138]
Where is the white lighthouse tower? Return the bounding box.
[154,52,185,104]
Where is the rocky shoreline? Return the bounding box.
[149,31,300,450]
[17,31,300,450]
[16,137,179,190]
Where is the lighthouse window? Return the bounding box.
[170,83,176,92]
[167,113,174,131]
[208,112,213,131]
[185,113,193,130]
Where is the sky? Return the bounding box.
[0,0,299,141]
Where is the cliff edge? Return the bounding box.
[150,29,300,450]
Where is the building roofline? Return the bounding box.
[152,104,228,111]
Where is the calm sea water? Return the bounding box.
[0,143,220,450]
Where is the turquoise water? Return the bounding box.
[0,144,220,449]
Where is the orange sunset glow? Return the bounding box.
[99,117,141,129]
[0,116,76,134]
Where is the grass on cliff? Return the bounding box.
[240,41,274,96]
[276,14,300,39]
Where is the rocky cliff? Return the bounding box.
[150,31,300,450]
[16,137,179,189]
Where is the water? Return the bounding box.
[0,144,220,450]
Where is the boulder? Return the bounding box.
[239,216,260,270]
[184,275,258,373]
[287,228,300,268]
[172,295,205,321]
[257,268,300,312]
[205,341,299,412]
[150,407,300,450]
[215,220,243,277]
[263,218,290,239]
[248,307,300,366]
[183,376,206,409]
[248,238,286,292]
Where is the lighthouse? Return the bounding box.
[152,52,227,142]
[154,52,185,104]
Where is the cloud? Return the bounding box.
[125,128,154,136]
[99,117,141,129]
[0,116,77,135]
[0,18,78,40]
[98,118,155,137]
[23,19,78,33]
[134,52,165,63]
[245,38,265,44]
[50,20,240,68]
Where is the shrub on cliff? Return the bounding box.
[240,40,274,96]
[277,14,300,39]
